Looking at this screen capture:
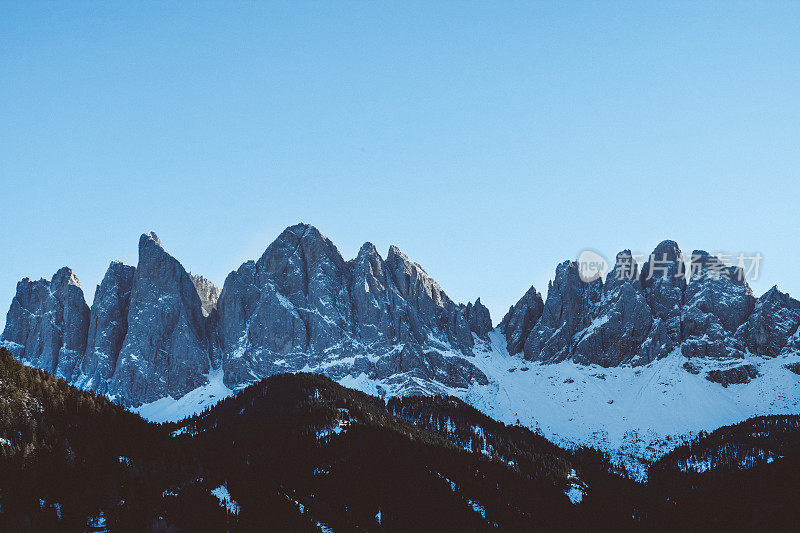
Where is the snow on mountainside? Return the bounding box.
[125,328,800,478]
[134,366,232,423]
[461,331,800,478]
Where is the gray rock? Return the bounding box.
[217,224,486,393]
[638,240,686,361]
[349,242,405,346]
[681,251,755,359]
[499,286,544,355]
[682,360,702,374]
[110,232,212,405]
[5,227,792,408]
[785,324,800,354]
[734,286,800,357]
[1,267,90,378]
[466,298,492,338]
[385,245,473,349]
[218,224,356,385]
[573,251,653,367]
[705,364,759,387]
[190,273,220,317]
[75,261,136,393]
[523,261,599,362]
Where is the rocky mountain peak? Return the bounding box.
[689,250,749,288]
[190,273,221,317]
[74,260,136,393]
[682,250,755,358]
[610,249,639,280]
[1,267,90,378]
[734,285,800,357]
[499,285,545,354]
[636,240,686,359]
[760,285,797,306]
[52,266,82,288]
[522,260,601,363]
[466,298,492,338]
[109,232,211,405]
[257,222,347,278]
[4,229,798,411]
[640,240,685,287]
[356,241,379,258]
[570,248,653,367]
[603,250,640,296]
[141,231,162,248]
[386,245,448,307]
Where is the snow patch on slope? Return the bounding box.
[211,483,240,514]
[135,366,232,423]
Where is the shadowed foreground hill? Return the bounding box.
[0,347,614,531]
[1,346,799,531]
[0,347,177,530]
[168,373,600,531]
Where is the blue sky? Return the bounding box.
[1,1,799,329]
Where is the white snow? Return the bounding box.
[316,424,346,439]
[434,472,489,521]
[467,498,486,518]
[566,486,584,504]
[565,469,586,504]
[581,314,610,337]
[135,365,232,423]
[211,483,240,514]
[274,290,296,312]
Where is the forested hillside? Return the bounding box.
[1,346,798,531]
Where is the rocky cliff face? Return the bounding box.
[466,298,492,338]
[735,286,800,357]
[0,224,491,405]
[522,260,601,362]
[573,250,653,367]
[1,267,90,379]
[681,251,755,359]
[74,261,136,393]
[217,224,357,386]
[190,274,220,317]
[109,233,213,405]
[499,286,544,355]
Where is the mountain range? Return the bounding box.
[2,223,799,471]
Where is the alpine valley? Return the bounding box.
[1,224,799,530]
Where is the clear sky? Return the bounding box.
[2,1,799,330]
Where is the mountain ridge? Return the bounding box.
[2,224,799,468]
